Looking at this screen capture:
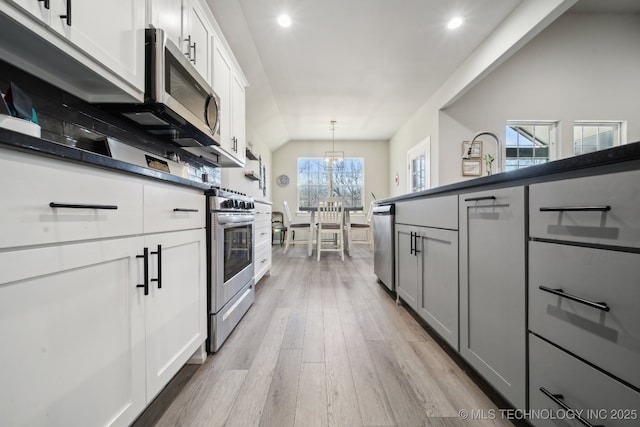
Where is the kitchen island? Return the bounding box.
[377,141,640,424]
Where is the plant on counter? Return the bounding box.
[483,154,495,175]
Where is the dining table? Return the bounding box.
[299,206,363,257]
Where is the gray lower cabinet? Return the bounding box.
[396,224,459,350]
[529,334,640,427]
[459,186,526,409]
[396,225,420,309]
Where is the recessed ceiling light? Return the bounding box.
[447,16,464,30]
[278,14,292,28]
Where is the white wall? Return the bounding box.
[387,0,575,196]
[388,10,640,193]
[440,12,640,185]
[271,139,389,224]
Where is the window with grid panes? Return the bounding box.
[574,122,621,155]
[505,122,557,171]
[297,158,364,209]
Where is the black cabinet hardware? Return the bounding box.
[413,232,420,255]
[540,388,604,427]
[136,248,149,295]
[184,35,195,59]
[410,231,415,255]
[191,42,197,63]
[50,202,118,210]
[539,286,610,312]
[59,0,71,26]
[38,0,50,9]
[539,205,611,212]
[464,196,496,202]
[151,245,162,289]
[173,208,199,212]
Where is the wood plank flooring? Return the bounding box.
[133,245,515,427]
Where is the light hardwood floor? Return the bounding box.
[133,245,516,427]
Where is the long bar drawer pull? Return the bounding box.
[50,202,118,210]
[540,388,604,427]
[539,286,610,312]
[151,245,162,289]
[464,196,496,202]
[173,208,199,212]
[136,248,149,296]
[539,205,611,212]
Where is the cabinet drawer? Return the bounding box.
[143,181,205,234]
[529,241,640,390]
[530,169,640,248]
[0,148,143,249]
[255,241,271,275]
[255,225,272,245]
[529,334,640,427]
[396,195,458,230]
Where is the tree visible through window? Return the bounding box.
[505,122,557,171]
[297,158,364,208]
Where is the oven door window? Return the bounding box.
[223,224,253,282]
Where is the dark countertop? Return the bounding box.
[0,128,212,191]
[379,140,640,204]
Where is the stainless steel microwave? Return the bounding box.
[105,28,221,150]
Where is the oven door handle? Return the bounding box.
[215,217,254,226]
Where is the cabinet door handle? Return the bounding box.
[539,388,604,427]
[184,35,193,59]
[59,0,71,26]
[136,247,149,296]
[413,232,420,256]
[539,205,611,212]
[464,196,496,202]
[409,231,415,255]
[539,286,610,312]
[191,42,197,63]
[38,0,50,9]
[173,208,199,212]
[50,202,118,210]
[151,245,162,289]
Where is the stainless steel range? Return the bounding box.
[206,187,255,352]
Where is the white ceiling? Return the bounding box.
[207,0,637,149]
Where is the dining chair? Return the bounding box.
[348,200,375,250]
[283,200,311,253]
[316,197,344,261]
[271,211,287,246]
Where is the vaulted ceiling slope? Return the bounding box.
[207,0,636,150]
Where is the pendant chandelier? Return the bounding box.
[324,120,344,169]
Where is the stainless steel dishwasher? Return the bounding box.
[373,204,395,292]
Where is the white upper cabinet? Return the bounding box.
[9,0,50,23]
[232,72,246,164]
[1,0,145,102]
[151,0,183,49]
[213,38,233,155]
[150,0,212,83]
[185,0,212,82]
[49,0,145,92]
[212,35,247,166]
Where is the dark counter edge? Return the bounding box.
[0,128,212,191]
[379,140,640,204]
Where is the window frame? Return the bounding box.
[296,157,365,211]
[573,121,625,155]
[505,120,558,172]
